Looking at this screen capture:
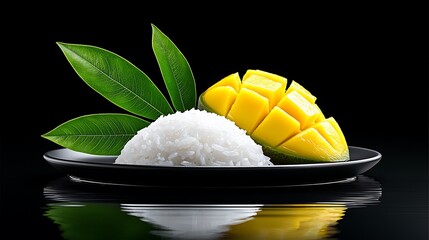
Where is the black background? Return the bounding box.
[1,2,428,239]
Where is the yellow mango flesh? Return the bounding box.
[277,118,349,162]
[227,88,269,134]
[241,75,284,110]
[207,72,241,92]
[313,118,347,153]
[277,90,321,130]
[201,86,237,116]
[286,80,317,104]
[252,106,301,147]
[314,104,325,122]
[243,69,287,91]
[198,69,349,163]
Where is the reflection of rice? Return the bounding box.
[121,204,261,240]
[115,109,272,166]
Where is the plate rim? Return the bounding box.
[43,146,382,187]
[43,145,381,170]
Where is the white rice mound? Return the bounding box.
[115,109,272,166]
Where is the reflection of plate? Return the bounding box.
[43,146,381,187]
[44,175,382,207]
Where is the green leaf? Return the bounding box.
[42,114,150,155]
[152,24,197,112]
[57,42,174,120]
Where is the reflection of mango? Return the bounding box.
[198,69,349,164]
[224,204,346,240]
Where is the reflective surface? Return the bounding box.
[39,175,382,240]
[45,203,346,240]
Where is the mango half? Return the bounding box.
[198,69,350,164]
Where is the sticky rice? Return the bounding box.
[115,109,272,166]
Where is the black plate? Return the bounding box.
[43,146,381,187]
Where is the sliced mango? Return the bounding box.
[198,69,349,164]
[325,117,348,149]
[277,90,321,130]
[227,88,269,134]
[277,128,336,161]
[252,106,300,147]
[241,75,284,110]
[207,72,241,92]
[313,118,347,153]
[200,86,237,116]
[286,80,317,104]
[243,69,287,91]
[314,104,325,123]
[276,118,349,162]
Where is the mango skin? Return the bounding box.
[198,69,350,164]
